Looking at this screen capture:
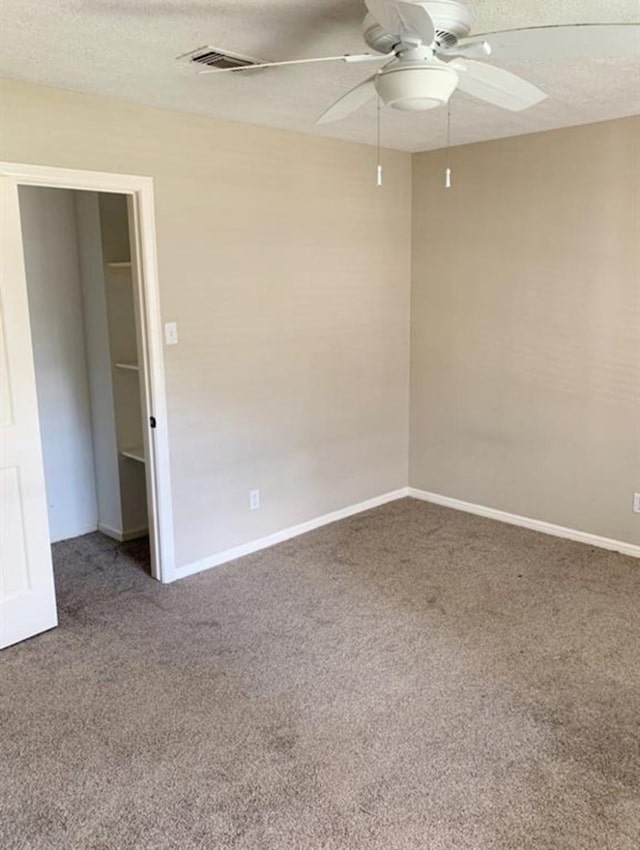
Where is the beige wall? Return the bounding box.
[0,79,412,569]
[410,117,640,545]
[3,77,637,562]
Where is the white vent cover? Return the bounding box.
[177,45,262,71]
[435,28,458,46]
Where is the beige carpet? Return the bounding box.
[2,498,639,850]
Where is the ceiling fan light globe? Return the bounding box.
[393,96,442,111]
[375,63,458,111]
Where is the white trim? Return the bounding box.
[98,523,149,543]
[163,482,639,586]
[172,488,410,582]
[126,187,175,580]
[0,162,155,194]
[0,161,175,582]
[407,488,640,559]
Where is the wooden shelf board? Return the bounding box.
[106,261,132,277]
[121,447,145,464]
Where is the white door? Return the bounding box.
[0,175,58,648]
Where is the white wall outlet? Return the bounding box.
[164,322,178,345]
[249,489,260,511]
[633,493,640,514]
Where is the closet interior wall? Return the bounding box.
[20,186,148,545]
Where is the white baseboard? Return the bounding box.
[98,522,149,543]
[171,488,410,583]
[169,485,638,585]
[407,488,640,559]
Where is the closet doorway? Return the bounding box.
[21,186,154,546]
[1,164,174,649]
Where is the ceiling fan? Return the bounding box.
[198,0,640,125]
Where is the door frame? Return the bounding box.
[0,161,175,582]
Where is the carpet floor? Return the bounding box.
[2,498,639,850]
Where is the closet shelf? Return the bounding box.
[121,447,145,464]
[106,261,132,277]
[114,361,139,372]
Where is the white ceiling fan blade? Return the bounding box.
[365,0,435,44]
[459,23,640,61]
[395,1,435,44]
[198,53,386,74]
[449,58,547,111]
[365,0,403,36]
[316,76,378,125]
[441,40,492,59]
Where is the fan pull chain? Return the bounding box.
[376,96,383,188]
[445,105,452,189]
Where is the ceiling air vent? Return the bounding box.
[178,46,262,71]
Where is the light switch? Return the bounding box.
[164,322,178,345]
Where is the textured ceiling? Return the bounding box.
[0,1,639,152]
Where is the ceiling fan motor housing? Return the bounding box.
[363,1,472,53]
[363,15,400,53]
[423,0,472,45]
[375,62,459,111]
